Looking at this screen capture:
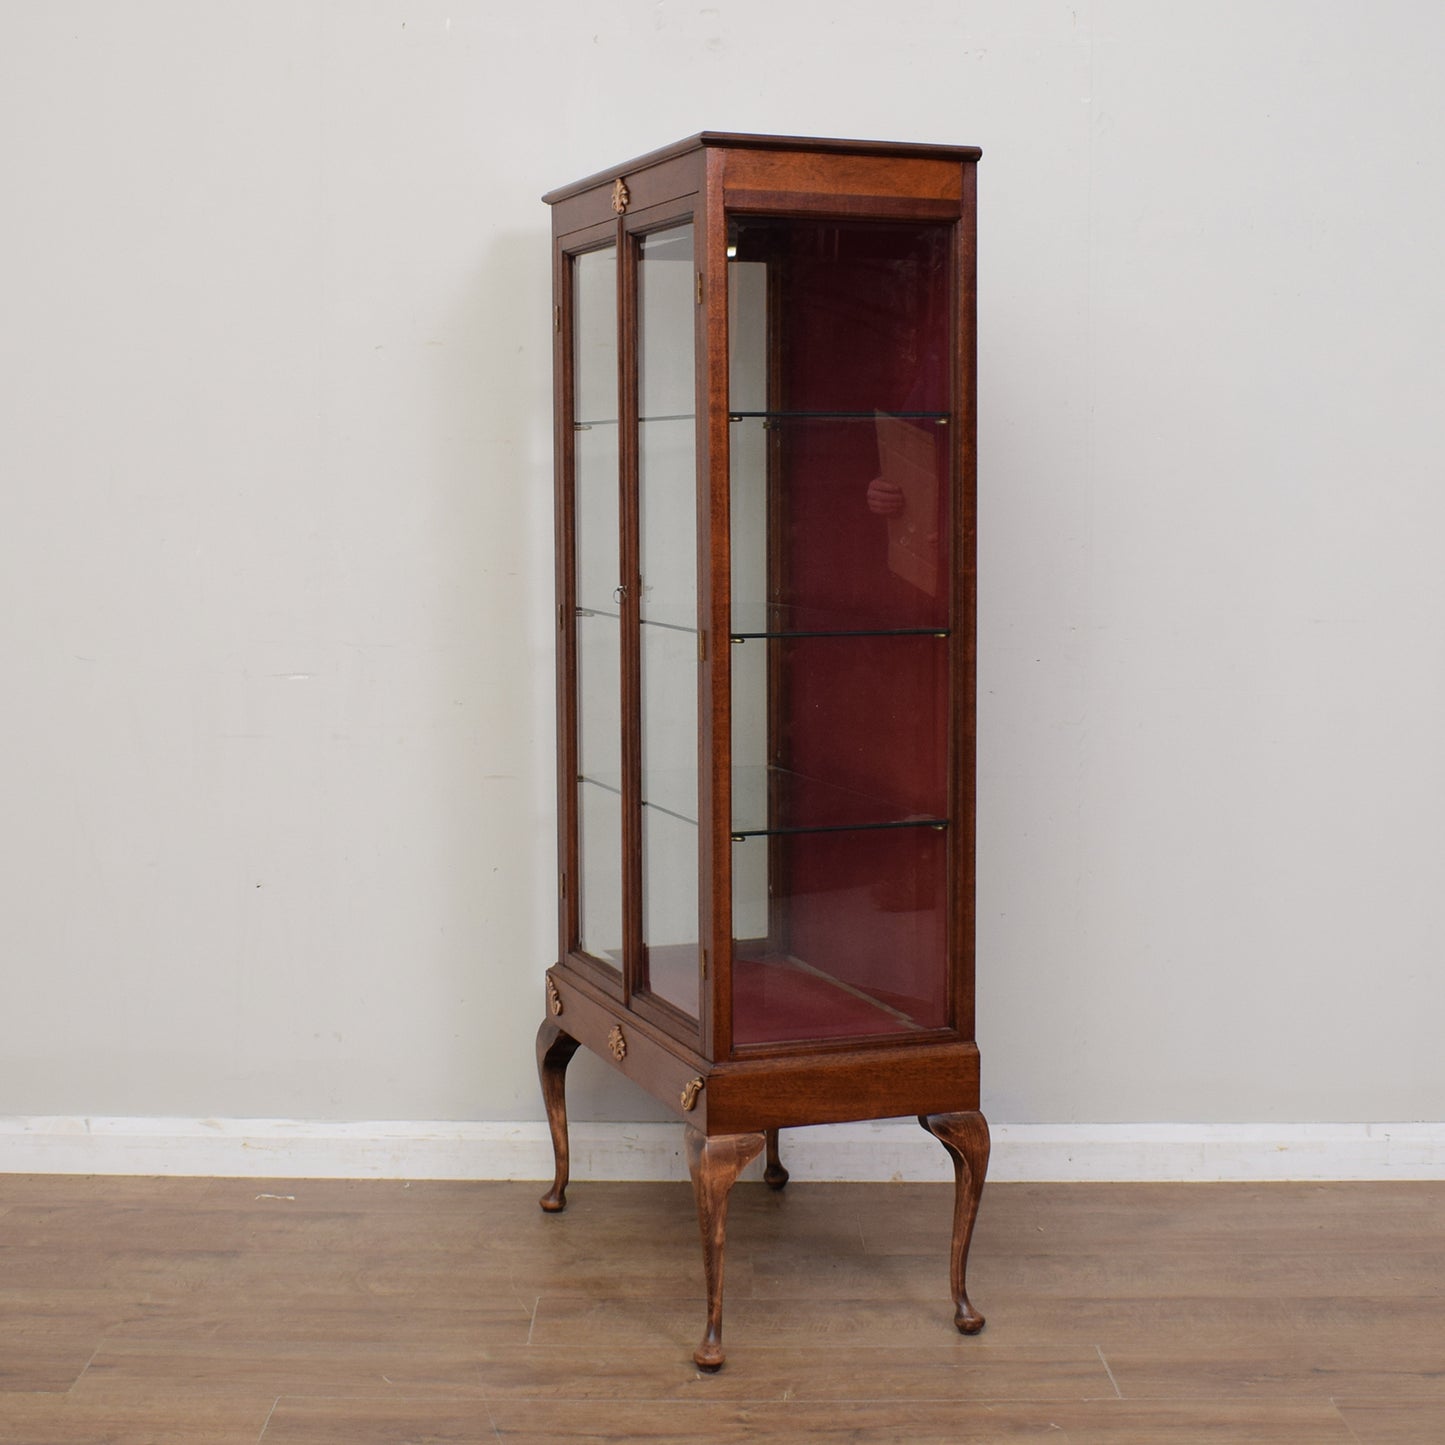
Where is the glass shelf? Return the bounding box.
[729,410,949,423]
[578,772,623,798]
[730,625,948,641]
[575,608,698,634]
[575,414,697,428]
[641,613,697,635]
[576,764,948,840]
[579,600,948,638]
[731,767,947,839]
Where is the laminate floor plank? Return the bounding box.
[0,1341,98,1394]
[1101,1346,1445,1401]
[259,1396,500,1444]
[473,1344,1113,1403]
[0,1390,274,1444]
[1334,1398,1445,1443]
[529,1293,1003,1351]
[958,1248,1445,1302]
[99,1298,536,1348]
[357,1250,757,1303]
[2,1204,508,1259]
[67,1337,488,1403]
[1027,1398,1358,1442]
[483,1398,1073,1442]
[870,1181,1445,1253]
[0,1176,213,1207]
[481,1397,1363,1443]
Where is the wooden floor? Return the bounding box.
[1,1175,1443,1443]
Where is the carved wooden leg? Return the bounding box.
[685,1126,764,1370]
[918,1110,990,1334]
[763,1127,789,1191]
[536,1019,581,1213]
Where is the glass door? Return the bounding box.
[727,214,956,1048]
[565,214,703,1033]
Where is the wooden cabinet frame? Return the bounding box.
[540,133,986,1369]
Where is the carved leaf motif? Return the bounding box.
[607,1024,627,1062]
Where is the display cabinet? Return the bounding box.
[538,132,986,1369]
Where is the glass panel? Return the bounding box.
[730,633,947,833]
[574,247,617,424]
[575,423,620,617]
[638,222,699,1021]
[728,415,950,636]
[732,828,948,1045]
[642,805,699,1017]
[638,419,695,630]
[572,245,621,971]
[640,224,697,422]
[727,217,951,414]
[727,216,954,1048]
[576,609,623,964]
[576,608,622,965]
[578,778,623,968]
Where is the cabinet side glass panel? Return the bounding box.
[727,216,954,1047]
[637,221,701,1023]
[572,244,623,972]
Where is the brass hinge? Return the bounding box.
[697,629,706,662]
[701,947,708,978]
[559,872,566,899]
[696,272,703,304]
[554,304,561,332]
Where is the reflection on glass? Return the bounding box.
[728,415,950,636]
[728,216,954,1047]
[573,245,621,970]
[639,222,699,1020]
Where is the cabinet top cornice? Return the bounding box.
[542,132,982,206]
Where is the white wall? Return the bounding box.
[2,1,1443,1140]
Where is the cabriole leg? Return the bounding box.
[918,1110,990,1334]
[763,1127,789,1191]
[536,1019,581,1213]
[685,1126,765,1371]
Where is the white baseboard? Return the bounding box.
[1,1117,1442,1182]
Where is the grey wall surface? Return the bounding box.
[2,1,1442,1127]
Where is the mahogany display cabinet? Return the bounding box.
[538,132,987,1369]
